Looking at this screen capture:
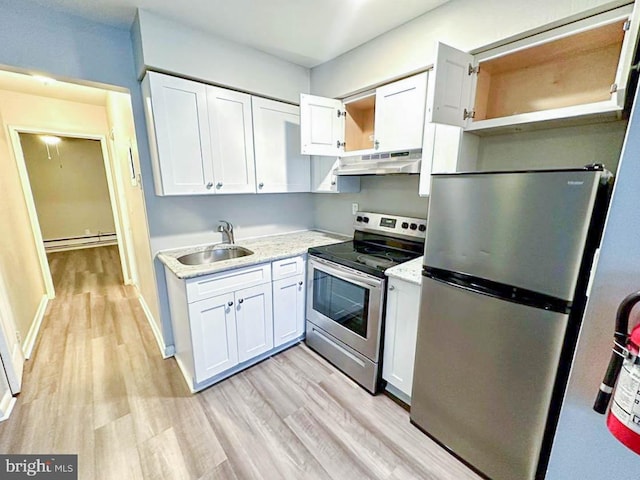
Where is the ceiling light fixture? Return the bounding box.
[40,135,61,145]
[31,75,56,85]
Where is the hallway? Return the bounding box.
[0,246,183,478]
[0,247,479,480]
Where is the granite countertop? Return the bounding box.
[385,256,424,285]
[158,230,349,279]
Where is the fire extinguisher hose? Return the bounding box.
[593,291,640,414]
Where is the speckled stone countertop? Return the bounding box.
[158,230,349,279]
[385,256,424,285]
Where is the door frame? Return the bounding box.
[7,125,134,298]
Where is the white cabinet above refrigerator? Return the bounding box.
[429,4,639,134]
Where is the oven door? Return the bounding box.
[306,256,385,362]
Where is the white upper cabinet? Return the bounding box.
[300,94,345,156]
[430,4,639,133]
[252,97,311,193]
[207,87,256,194]
[143,71,310,196]
[375,73,428,152]
[143,72,214,195]
[300,72,429,157]
[311,156,360,193]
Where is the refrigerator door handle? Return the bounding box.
[424,267,572,315]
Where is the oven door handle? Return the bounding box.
[308,257,383,289]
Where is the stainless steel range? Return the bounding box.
[306,211,426,393]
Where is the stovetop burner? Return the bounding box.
[308,211,426,278]
[309,238,423,278]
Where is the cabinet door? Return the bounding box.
[144,72,214,195]
[382,278,421,399]
[189,293,238,383]
[273,274,305,348]
[235,283,274,363]
[300,94,344,156]
[375,73,428,152]
[252,97,310,193]
[311,156,360,193]
[429,42,475,128]
[207,86,256,194]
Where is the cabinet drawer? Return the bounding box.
[272,255,305,281]
[186,263,271,303]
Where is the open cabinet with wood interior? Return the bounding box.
[429,4,640,134]
[300,72,428,156]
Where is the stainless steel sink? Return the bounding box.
[176,246,253,265]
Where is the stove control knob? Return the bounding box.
[363,217,370,223]
[356,216,363,222]
[410,223,418,230]
[401,222,409,229]
[418,224,426,232]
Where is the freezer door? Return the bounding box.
[411,277,569,480]
[425,170,602,301]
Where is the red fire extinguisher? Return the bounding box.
[594,291,640,454]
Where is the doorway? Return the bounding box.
[8,128,132,299]
[20,134,118,252]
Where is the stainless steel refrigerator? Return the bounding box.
[410,167,613,480]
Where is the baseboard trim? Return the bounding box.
[22,295,48,360]
[0,389,16,422]
[138,293,174,359]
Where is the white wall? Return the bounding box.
[133,10,310,104]
[477,121,627,172]
[0,89,111,347]
[105,91,162,338]
[545,76,640,480]
[311,0,627,97]
[21,134,115,241]
[313,176,428,235]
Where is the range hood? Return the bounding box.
[334,149,422,176]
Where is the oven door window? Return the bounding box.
[312,269,370,338]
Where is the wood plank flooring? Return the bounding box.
[0,246,481,480]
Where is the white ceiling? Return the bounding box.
[24,0,450,67]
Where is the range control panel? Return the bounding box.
[354,211,427,240]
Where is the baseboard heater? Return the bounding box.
[44,232,117,252]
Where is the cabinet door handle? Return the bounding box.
[330,180,336,186]
[374,140,380,150]
[216,182,223,189]
[298,281,303,286]
[388,285,395,291]
[227,301,234,306]
[238,298,244,304]
[206,182,213,189]
[258,182,264,189]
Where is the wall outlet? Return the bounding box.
[352,203,359,215]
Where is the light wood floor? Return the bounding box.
[0,246,481,480]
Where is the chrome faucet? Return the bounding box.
[218,220,235,244]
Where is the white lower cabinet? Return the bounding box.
[235,283,274,362]
[189,292,238,383]
[166,255,306,392]
[273,274,305,348]
[383,277,421,403]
